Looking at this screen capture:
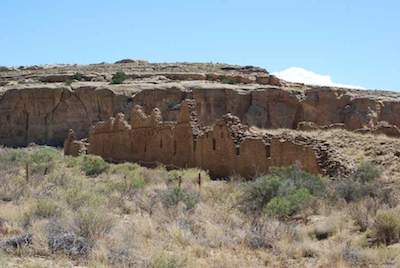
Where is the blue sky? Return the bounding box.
[1,0,399,90]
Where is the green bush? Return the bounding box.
[105,163,145,194]
[239,176,281,215]
[102,175,145,196]
[264,196,292,217]
[0,146,59,175]
[220,77,238,84]
[80,155,109,177]
[29,146,60,175]
[270,166,325,195]
[71,72,83,81]
[64,184,104,210]
[161,187,199,210]
[238,166,324,218]
[353,161,382,183]
[0,148,27,164]
[335,180,370,202]
[264,188,312,218]
[370,209,400,245]
[335,162,382,202]
[111,71,128,84]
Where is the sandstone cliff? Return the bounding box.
[1,61,400,148]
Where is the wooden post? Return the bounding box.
[198,172,202,190]
[25,162,29,183]
[178,176,182,189]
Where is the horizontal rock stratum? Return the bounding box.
[2,60,400,177]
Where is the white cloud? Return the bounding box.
[273,67,364,89]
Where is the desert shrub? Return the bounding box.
[246,220,293,249]
[348,203,370,232]
[107,163,145,194]
[0,146,59,176]
[265,188,312,218]
[370,208,400,245]
[238,166,324,218]
[335,161,382,202]
[341,246,372,267]
[34,198,61,219]
[104,177,145,196]
[110,162,140,174]
[74,206,114,241]
[63,185,104,210]
[28,146,60,175]
[150,253,186,268]
[46,171,74,187]
[270,166,325,195]
[0,148,27,165]
[71,72,83,81]
[111,71,128,84]
[160,187,199,210]
[220,76,238,84]
[335,180,372,202]
[239,176,281,214]
[80,155,109,177]
[264,196,292,217]
[0,174,29,202]
[353,161,382,183]
[0,147,60,201]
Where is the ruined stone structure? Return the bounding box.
[63,129,88,156]
[1,60,399,177]
[1,61,400,148]
[65,99,345,178]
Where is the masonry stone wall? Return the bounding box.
[65,99,332,178]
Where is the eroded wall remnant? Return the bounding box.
[65,99,346,178]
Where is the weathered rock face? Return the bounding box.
[1,61,400,148]
[0,84,132,146]
[70,100,346,178]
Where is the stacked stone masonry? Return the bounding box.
[65,100,345,178]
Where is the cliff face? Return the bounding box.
[0,84,132,146]
[1,60,400,148]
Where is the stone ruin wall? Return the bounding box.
[2,84,400,149]
[65,100,340,178]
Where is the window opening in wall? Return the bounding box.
[212,138,216,151]
[174,140,177,155]
[266,145,271,158]
[236,146,240,156]
[193,140,197,152]
[160,139,163,148]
